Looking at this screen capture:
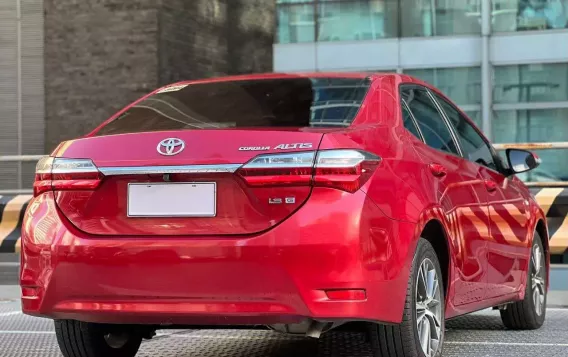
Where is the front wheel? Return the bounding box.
[368,238,445,357]
[55,320,142,357]
[500,232,547,330]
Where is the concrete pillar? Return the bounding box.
[481,0,492,139]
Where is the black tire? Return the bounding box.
[500,232,547,330]
[367,238,445,357]
[55,320,142,357]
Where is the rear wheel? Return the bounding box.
[55,320,142,357]
[500,232,547,330]
[367,238,445,357]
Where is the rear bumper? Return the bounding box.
[20,189,417,326]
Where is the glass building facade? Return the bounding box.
[275,0,568,183]
[277,0,568,42]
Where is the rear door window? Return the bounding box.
[95,77,371,136]
[402,104,423,140]
[402,87,460,156]
[434,94,499,171]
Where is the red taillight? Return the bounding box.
[237,152,315,187]
[237,150,380,193]
[314,149,381,193]
[33,157,102,197]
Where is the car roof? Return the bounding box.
[163,72,430,87]
[162,72,414,85]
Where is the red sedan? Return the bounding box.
[20,73,549,357]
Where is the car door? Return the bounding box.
[434,94,530,298]
[402,86,490,307]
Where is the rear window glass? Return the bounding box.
[95,77,371,136]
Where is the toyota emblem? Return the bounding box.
[157,138,185,156]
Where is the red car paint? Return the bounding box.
[20,73,549,326]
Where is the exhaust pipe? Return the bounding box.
[306,321,329,338]
[268,320,341,338]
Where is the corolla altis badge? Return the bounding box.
[157,138,185,156]
[239,143,313,151]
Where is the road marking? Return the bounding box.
[0,311,21,317]
[447,341,568,347]
[0,330,54,334]
[164,334,301,340]
[0,262,19,267]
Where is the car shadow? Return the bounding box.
[446,313,507,331]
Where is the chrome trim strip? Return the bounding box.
[52,167,99,174]
[98,164,242,176]
[243,162,314,169]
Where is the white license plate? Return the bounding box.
[127,183,216,217]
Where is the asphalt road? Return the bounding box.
[0,298,567,357]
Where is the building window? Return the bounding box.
[403,67,482,106]
[492,63,568,183]
[276,0,568,43]
[317,0,398,41]
[492,0,568,33]
[493,63,568,103]
[277,1,316,43]
[493,108,568,182]
[400,0,482,37]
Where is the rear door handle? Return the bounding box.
[428,163,447,178]
[485,179,498,192]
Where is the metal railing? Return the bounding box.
[493,142,568,188]
[0,155,44,162]
[0,141,566,193]
[0,155,43,195]
[493,142,568,151]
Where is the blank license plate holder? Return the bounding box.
[127,182,216,217]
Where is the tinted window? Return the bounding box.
[436,95,497,171]
[402,104,422,140]
[402,88,459,155]
[95,77,371,136]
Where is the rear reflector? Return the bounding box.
[237,150,380,193]
[325,289,367,301]
[33,157,102,196]
[21,286,39,299]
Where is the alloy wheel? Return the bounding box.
[531,245,546,316]
[415,258,442,357]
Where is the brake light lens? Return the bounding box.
[315,150,381,193]
[237,150,380,193]
[237,152,315,187]
[33,157,102,197]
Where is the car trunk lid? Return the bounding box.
[49,130,325,236]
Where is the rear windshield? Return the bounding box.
[95,77,371,136]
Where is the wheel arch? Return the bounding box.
[535,219,549,258]
[535,218,550,290]
[418,219,451,300]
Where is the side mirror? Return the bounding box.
[506,149,541,174]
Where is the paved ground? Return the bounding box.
[1,296,568,356]
[3,253,568,357]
